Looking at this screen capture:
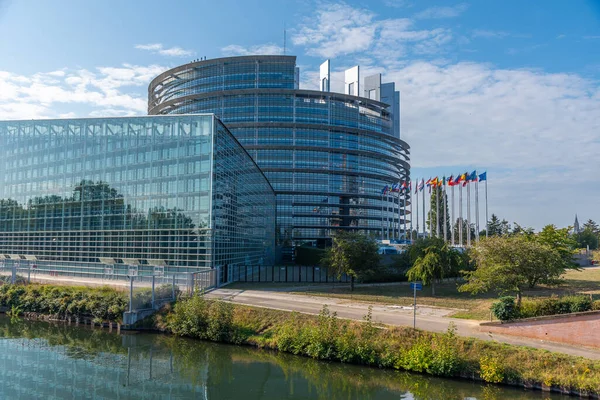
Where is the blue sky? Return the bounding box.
[0,0,599,230]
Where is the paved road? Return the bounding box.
[208,288,600,360]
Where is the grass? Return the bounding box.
[229,267,600,321]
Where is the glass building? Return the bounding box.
[0,115,275,274]
[148,55,410,246]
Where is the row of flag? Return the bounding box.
[381,171,487,195]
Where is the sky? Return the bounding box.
[0,0,599,230]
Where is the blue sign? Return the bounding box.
[410,282,422,291]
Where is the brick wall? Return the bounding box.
[480,311,600,348]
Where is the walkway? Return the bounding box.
[207,288,600,360]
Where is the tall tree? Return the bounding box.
[459,235,565,305]
[407,237,464,295]
[486,214,511,237]
[427,185,451,239]
[583,219,600,234]
[322,232,380,291]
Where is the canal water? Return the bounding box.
[0,316,569,399]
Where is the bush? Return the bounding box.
[490,296,519,321]
[519,295,592,319]
[479,355,504,383]
[592,300,600,311]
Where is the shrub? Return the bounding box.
[400,324,460,376]
[490,296,519,321]
[480,355,504,383]
[592,300,600,311]
[519,295,592,319]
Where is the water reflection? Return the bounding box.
[0,316,566,400]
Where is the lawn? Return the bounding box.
[229,267,600,321]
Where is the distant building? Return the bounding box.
[573,214,581,234]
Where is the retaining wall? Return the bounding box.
[480,310,600,348]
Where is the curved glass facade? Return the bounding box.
[149,56,410,245]
[0,115,275,273]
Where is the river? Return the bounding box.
[0,315,569,399]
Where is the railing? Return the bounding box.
[224,265,350,284]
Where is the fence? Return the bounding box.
[225,265,351,284]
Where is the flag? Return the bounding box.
[478,171,487,181]
[381,185,389,195]
[469,170,478,182]
[401,181,408,190]
[430,177,438,186]
[418,179,425,192]
[454,175,461,185]
[391,182,399,192]
[447,175,455,186]
[459,173,467,182]
[415,180,418,193]
[425,178,431,187]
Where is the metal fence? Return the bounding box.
[127,269,218,313]
[224,265,351,284]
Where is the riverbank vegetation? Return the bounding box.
[155,296,600,396]
[0,284,127,323]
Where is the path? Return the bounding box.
[208,288,600,360]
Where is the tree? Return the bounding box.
[459,236,565,305]
[486,214,511,237]
[427,186,451,239]
[322,232,380,291]
[583,219,599,234]
[406,237,464,295]
[536,224,578,269]
[575,228,599,250]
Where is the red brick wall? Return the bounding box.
[480,312,600,348]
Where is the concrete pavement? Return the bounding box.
[207,288,600,360]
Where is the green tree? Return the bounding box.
[406,237,463,295]
[459,236,565,305]
[485,214,511,237]
[427,185,451,239]
[536,224,577,269]
[583,219,599,234]
[575,228,599,250]
[322,232,380,291]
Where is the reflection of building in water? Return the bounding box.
[0,115,275,272]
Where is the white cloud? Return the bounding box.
[0,63,165,120]
[414,3,469,19]
[292,2,453,60]
[472,29,510,39]
[135,43,194,57]
[221,43,284,56]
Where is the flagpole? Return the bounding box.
[428,187,432,238]
[451,182,455,246]
[415,181,419,240]
[466,181,471,247]
[459,183,463,246]
[436,185,440,237]
[485,177,489,238]
[381,192,384,240]
[422,183,426,238]
[443,183,447,243]
[387,192,390,240]
[475,176,480,242]
[410,184,413,243]
[397,189,401,240]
